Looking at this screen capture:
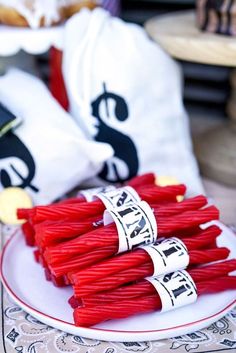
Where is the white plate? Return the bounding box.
[1,223,236,342]
[0,25,63,56]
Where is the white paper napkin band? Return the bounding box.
[141,238,189,276]
[98,186,141,210]
[103,200,157,253]
[78,185,116,202]
[146,270,197,312]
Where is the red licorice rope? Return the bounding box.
[36,195,207,251]
[18,208,35,221]
[126,173,156,188]
[73,276,236,327]
[72,247,229,297]
[34,217,103,249]
[18,173,157,221]
[50,245,118,277]
[80,259,236,307]
[22,221,35,246]
[153,206,219,236]
[22,184,186,224]
[152,195,207,217]
[66,225,221,286]
[17,200,80,222]
[69,296,81,309]
[49,225,220,278]
[44,205,219,265]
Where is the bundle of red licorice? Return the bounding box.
[19,173,157,246]
[17,173,236,327]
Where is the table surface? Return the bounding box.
[145,11,236,67]
[0,179,236,353]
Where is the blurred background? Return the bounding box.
[33,0,229,132]
[121,0,230,124]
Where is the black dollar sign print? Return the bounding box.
[91,83,139,183]
[0,131,38,192]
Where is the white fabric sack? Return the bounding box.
[0,69,113,204]
[63,8,203,195]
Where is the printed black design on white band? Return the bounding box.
[146,270,197,312]
[141,238,189,276]
[98,186,141,210]
[79,185,116,202]
[104,201,157,253]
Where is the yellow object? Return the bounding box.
[156,175,184,202]
[0,187,32,225]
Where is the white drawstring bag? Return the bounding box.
[0,69,113,204]
[63,8,203,195]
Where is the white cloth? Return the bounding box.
[63,8,203,195]
[0,69,113,204]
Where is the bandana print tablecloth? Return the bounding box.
[1,223,236,353]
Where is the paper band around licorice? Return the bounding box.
[141,238,189,276]
[98,186,141,210]
[146,270,197,312]
[78,185,116,202]
[103,201,158,253]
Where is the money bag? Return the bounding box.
[0,69,113,204]
[63,8,203,195]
